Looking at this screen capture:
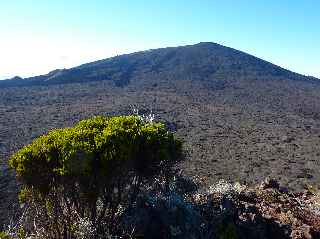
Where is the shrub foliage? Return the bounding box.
[9,115,182,238]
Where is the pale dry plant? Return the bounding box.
[130,105,155,123]
[207,180,246,198]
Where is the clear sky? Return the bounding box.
[0,0,319,79]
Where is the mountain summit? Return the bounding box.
[1,42,318,87]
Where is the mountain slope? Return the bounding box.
[1,42,317,87]
[1,42,320,226]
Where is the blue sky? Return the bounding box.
[0,0,319,79]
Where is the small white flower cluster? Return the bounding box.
[308,201,320,216]
[73,216,96,239]
[115,204,125,217]
[192,193,203,203]
[132,107,155,123]
[207,180,245,197]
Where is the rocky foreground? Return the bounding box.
[125,178,320,239]
[1,178,320,238]
[199,179,320,239]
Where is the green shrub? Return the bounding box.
[0,231,13,239]
[9,115,183,238]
